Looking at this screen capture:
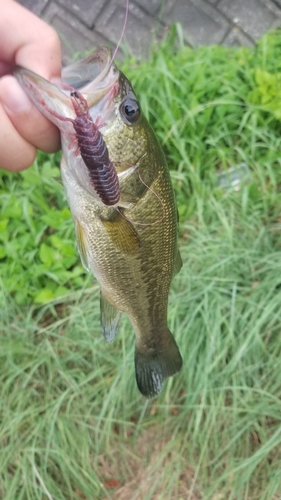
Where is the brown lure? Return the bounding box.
[62,0,129,207]
[70,90,120,206]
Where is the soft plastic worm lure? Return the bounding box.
[70,90,120,206]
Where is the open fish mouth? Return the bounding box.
[61,47,119,107]
[14,47,120,120]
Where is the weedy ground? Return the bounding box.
[1,26,281,500]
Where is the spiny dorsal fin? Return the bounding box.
[174,249,183,276]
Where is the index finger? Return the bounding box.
[0,0,61,79]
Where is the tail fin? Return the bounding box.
[135,331,182,399]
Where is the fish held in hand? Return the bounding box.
[14,47,183,398]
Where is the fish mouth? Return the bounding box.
[14,47,119,120]
[62,47,119,107]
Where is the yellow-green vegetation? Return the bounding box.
[1,26,281,499]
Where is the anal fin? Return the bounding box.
[100,290,122,343]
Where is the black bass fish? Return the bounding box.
[15,47,182,398]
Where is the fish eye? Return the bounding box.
[120,98,140,125]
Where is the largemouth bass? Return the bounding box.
[15,48,182,398]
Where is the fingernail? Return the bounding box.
[0,76,32,114]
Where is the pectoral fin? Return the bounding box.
[101,211,140,255]
[117,163,146,209]
[100,290,122,343]
[74,219,90,271]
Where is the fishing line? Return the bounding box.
[117,170,166,227]
[109,0,130,68]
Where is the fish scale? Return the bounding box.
[15,47,183,398]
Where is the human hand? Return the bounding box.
[0,0,62,171]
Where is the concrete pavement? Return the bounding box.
[17,0,281,63]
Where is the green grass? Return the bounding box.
[1,27,281,499]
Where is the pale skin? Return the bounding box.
[0,0,62,171]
